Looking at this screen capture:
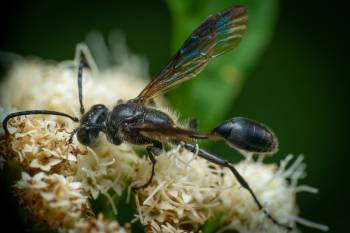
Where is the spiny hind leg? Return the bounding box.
[181,142,292,231]
[132,143,162,190]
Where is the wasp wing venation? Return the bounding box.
[137,5,248,100]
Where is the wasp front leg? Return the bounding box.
[132,143,162,190]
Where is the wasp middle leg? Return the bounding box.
[132,143,162,190]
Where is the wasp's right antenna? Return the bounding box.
[77,48,88,115]
[77,54,86,115]
[75,43,98,116]
[2,110,79,135]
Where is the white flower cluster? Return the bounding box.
[5,117,79,174]
[133,147,223,232]
[0,41,328,233]
[15,172,89,229]
[0,41,147,232]
[218,156,301,233]
[132,145,329,233]
[74,138,139,213]
[70,213,132,233]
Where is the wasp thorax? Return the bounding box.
[212,117,278,154]
[109,103,142,124]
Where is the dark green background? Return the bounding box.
[0,1,348,232]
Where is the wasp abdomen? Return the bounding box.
[212,117,278,153]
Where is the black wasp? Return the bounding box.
[3,5,292,231]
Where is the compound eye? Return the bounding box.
[76,127,99,146]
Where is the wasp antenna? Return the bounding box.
[75,43,98,115]
[2,110,79,135]
[77,52,87,115]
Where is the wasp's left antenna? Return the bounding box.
[2,110,79,135]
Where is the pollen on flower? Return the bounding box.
[70,213,132,233]
[3,117,81,174]
[15,172,90,230]
[133,146,224,232]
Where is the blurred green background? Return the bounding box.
[0,0,348,232]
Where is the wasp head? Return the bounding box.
[75,104,109,146]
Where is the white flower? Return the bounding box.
[73,137,139,213]
[15,172,90,229]
[0,39,148,232]
[4,117,81,174]
[133,146,224,232]
[68,213,132,233]
[218,155,329,233]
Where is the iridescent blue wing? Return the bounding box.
[138,5,248,100]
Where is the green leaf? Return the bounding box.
[201,212,225,233]
[166,0,279,130]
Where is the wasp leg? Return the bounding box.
[68,127,79,144]
[180,142,292,231]
[132,144,162,190]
